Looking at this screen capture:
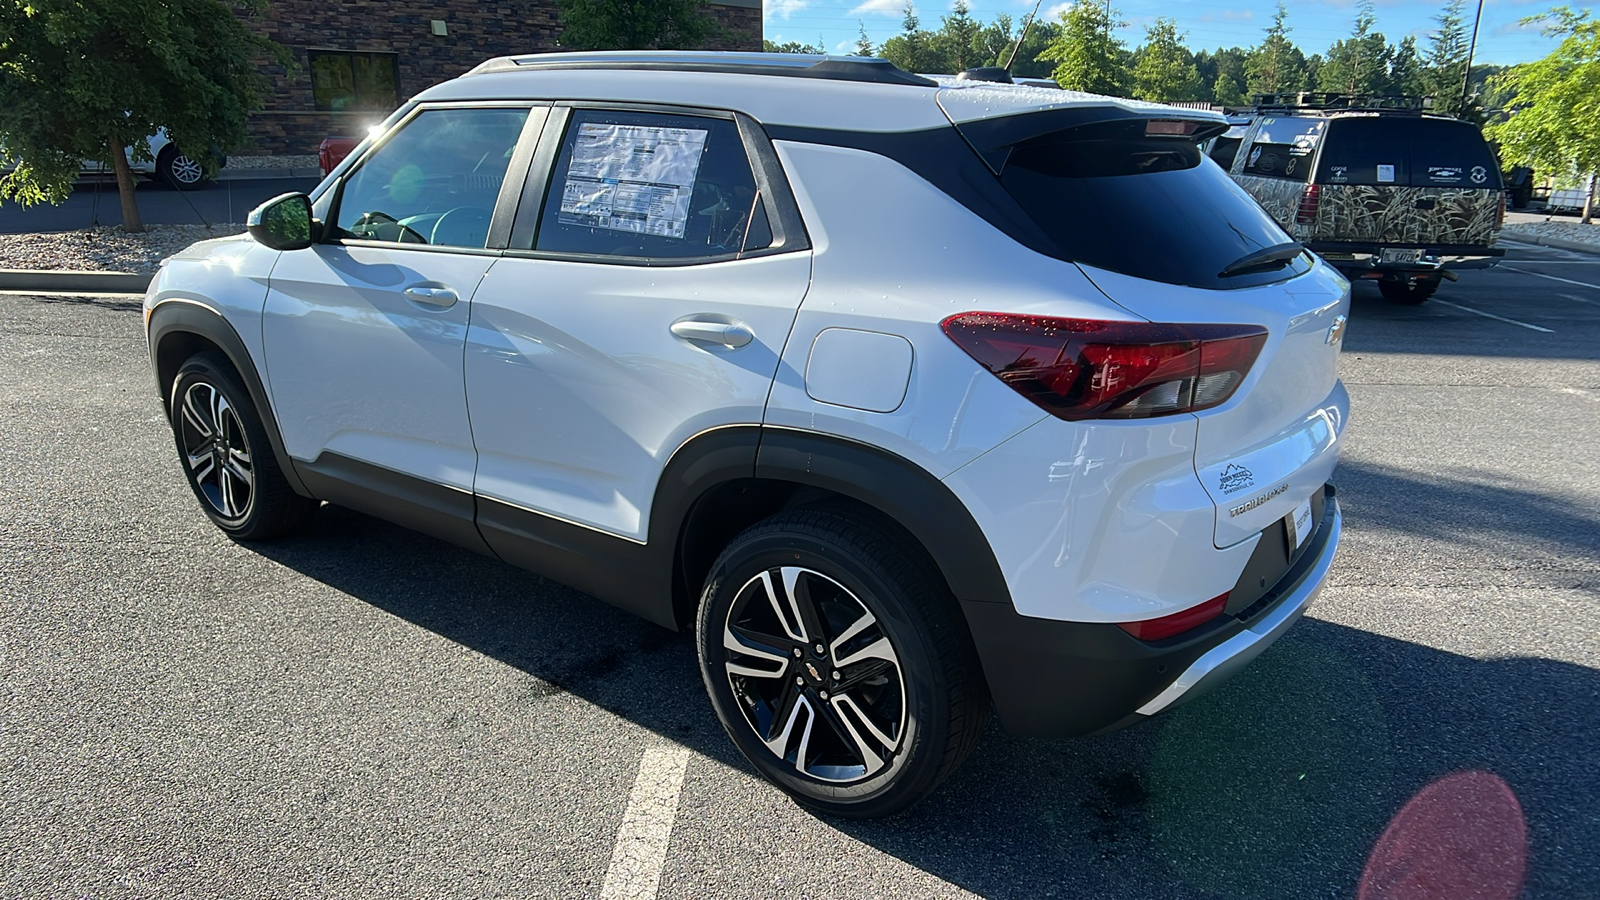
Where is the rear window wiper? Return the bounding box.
[1218,241,1305,279]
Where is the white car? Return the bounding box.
[144,52,1349,817]
[82,130,211,189]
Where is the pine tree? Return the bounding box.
[1425,0,1470,110]
[1037,1,1130,96]
[1246,3,1307,96]
[1319,0,1393,97]
[855,22,874,57]
[1389,35,1425,96]
[879,3,941,73]
[935,0,983,72]
[1132,18,1202,102]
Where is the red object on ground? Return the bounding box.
[1359,770,1528,900]
[318,137,360,176]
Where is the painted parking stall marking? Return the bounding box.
[599,742,692,900]
[1431,299,1554,333]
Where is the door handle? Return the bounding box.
[402,283,459,309]
[670,318,753,348]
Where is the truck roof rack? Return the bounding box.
[1251,92,1438,114]
[468,51,938,87]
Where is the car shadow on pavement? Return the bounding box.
[251,502,1599,900]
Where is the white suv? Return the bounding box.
[145,52,1348,818]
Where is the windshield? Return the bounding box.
[1000,129,1308,290]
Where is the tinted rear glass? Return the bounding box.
[1000,129,1307,290]
[1240,117,1325,182]
[1316,117,1501,188]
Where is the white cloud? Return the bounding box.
[766,0,809,20]
[849,0,903,16]
[1044,2,1072,21]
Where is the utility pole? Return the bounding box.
[1459,0,1484,113]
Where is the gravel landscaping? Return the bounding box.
[0,223,243,274]
[1502,219,1600,249]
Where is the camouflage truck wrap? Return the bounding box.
[1227,112,1504,285]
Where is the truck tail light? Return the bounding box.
[1118,593,1229,641]
[1296,184,1321,226]
[940,314,1268,421]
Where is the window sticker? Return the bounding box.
[1377,164,1396,183]
[1429,166,1463,182]
[558,123,709,238]
[1330,165,1349,183]
[1470,165,1488,184]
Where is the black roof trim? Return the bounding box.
[469,52,937,87]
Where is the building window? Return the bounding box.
[308,50,399,112]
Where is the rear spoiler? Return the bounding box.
[942,104,1230,175]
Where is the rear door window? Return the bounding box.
[1240,117,1325,182]
[531,109,770,261]
[999,123,1308,290]
[1316,117,1502,188]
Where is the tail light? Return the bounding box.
[1296,184,1321,226]
[940,313,1268,421]
[1118,593,1229,641]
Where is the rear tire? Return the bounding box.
[696,509,987,818]
[158,146,207,190]
[1379,276,1440,305]
[169,352,316,540]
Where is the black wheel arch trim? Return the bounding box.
[147,299,310,497]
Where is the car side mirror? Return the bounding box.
[247,192,315,251]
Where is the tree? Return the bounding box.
[934,0,983,72]
[557,0,720,51]
[1389,36,1426,97]
[1132,19,1202,102]
[0,0,281,233]
[1486,7,1600,222]
[855,22,874,57]
[1201,47,1250,106]
[764,39,824,53]
[879,3,944,74]
[1319,0,1393,96]
[1246,3,1307,97]
[1425,0,1471,109]
[973,14,1063,77]
[1037,1,1129,96]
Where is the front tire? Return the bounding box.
[1379,276,1440,305]
[169,353,315,540]
[696,509,987,818]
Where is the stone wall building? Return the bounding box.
[239,0,762,157]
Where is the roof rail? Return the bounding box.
[467,51,938,87]
[1251,92,1438,113]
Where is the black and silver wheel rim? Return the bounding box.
[178,382,254,521]
[169,154,203,185]
[722,566,906,784]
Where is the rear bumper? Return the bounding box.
[1308,242,1504,276]
[962,492,1341,737]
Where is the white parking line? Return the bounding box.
[1432,299,1554,333]
[1502,266,1600,299]
[600,743,691,900]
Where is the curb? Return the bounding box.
[1500,232,1600,257]
[0,269,152,293]
[216,168,325,182]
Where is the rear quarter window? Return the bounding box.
[1240,117,1325,182]
[1316,117,1502,188]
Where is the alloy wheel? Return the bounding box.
[722,566,906,783]
[170,154,203,185]
[177,381,255,520]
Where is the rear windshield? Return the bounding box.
[1000,128,1308,290]
[1316,117,1502,188]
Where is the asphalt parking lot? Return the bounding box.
[0,177,321,233]
[2,241,1597,899]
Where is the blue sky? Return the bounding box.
[763,0,1570,66]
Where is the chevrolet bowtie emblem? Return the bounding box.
[1326,315,1348,345]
